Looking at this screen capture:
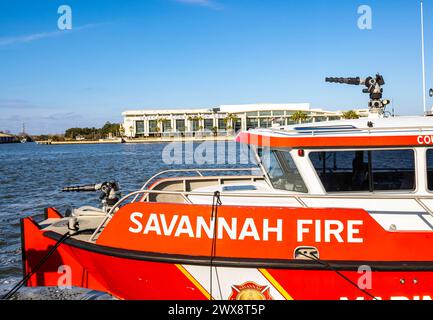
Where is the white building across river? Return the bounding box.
[122,103,367,138]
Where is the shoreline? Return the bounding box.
[35,136,235,145]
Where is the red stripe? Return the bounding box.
[236,132,432,148]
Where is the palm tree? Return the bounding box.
[157,117,171,134]
[119,124,125,137]
[187,115,203,121]
[224,113,239,131]
[186,115,204,133]
[342,110,360,119]
[157,117,169,126]
[211,126,218,137]
[290,111,309,124]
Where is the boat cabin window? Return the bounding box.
[258,148,307,193]
[427,149,433,191]
[309,149,415,192]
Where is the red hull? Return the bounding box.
[21,216,433,300]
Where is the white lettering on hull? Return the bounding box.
[129,213,283,241]
[297,219,363,243]
[129,213,364,243]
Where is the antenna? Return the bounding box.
[391,97,395,117]
[421,1,427,114]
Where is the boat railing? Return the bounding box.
[90,188,305,242]
[89,189,433,242]
[132,167,262,202]
[264,124,433,137]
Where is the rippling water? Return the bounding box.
[0,141,254,299]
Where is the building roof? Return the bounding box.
[218,103,311,112]
[122,103,318,116]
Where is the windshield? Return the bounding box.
[258,148,307,193]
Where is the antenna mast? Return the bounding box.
[421,1,427,114]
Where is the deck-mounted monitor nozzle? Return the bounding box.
[62,181,121,210]
[325,74,390,114]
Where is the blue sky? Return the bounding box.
[0,0,432,134]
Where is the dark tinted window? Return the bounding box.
[149,120,157,133]
[176,119,185,132]
[234,119,242,132]
[135,121,145,134]
[427,150,433,190]
[162,121,171,132]
[192,120,199,131]
[204,119,214,130]
[309,149,415,192]
[247,118,258,130]
[371,150,415,191]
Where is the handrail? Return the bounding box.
[132,167,261,202]
[264,124,433,137]
[89,188,433,242]
[90,189,309,242]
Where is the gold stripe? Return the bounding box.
[175,264,211,300]
[259,268,293,300]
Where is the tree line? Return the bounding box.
[31,122,123,141]
[290,110,360,123]
[65,122,123,139]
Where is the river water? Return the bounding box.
[0,141,254,299]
